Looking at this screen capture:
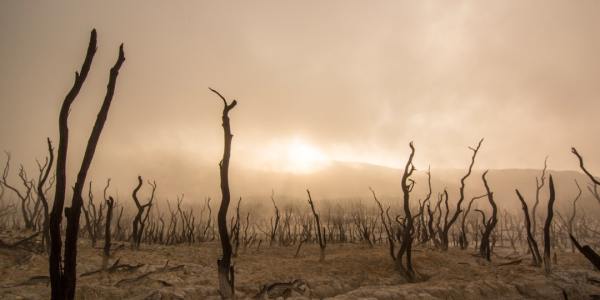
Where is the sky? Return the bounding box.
[1,1,599,197]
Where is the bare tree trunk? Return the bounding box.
[543,175,556,274]
[568,180,581,253]
[48,29,125,300]
[269,190,280,246]
[515,189,542,266]
[395,142,417,280]
[440,139,483,250]
[306,189,326,262]
[211,88,237,299]
[37,138,54,253]
[479,171,497,261]
[131,176,155,249]
[532,157,548,240]
[103,195,115,267]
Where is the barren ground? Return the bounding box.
[1,230,600,299]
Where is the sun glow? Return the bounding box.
[255,137,330,173]
[286,138,330,173]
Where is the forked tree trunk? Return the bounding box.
[439,139,483,250]
[479,171,497,261]
[48,29,125,300]
[211,88,237,299]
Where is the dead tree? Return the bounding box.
[532,157,548,239]
[269,190,280,246]
[569,147,600,270]
[459,193,487,250]
[103,179,114,259]
[417,167,432,245]
[570,235,600,271]
[82,181,104,247]
[573,148,600,208]
[1,153,36,229]
[395,142,417,281]
[211,88,237,299]
[572,148,600,187]
[479,171,497,261]
[131,176,155,249]
[567,180,582,252]
[515,189,542,266]
[36,139,54,252]
[439,139,483,250]
[371,187,395,260]
[232,197,242,257]
[48,29,125,300]
[306,189,326,262]
[543,175,556,274]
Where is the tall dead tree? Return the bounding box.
[515,189,542,266]
[306,189,327,262]
[569,147,600,270]
[211,88,237,299]
[131,176,156,249]
[395,142,417,281]
[479,171,497,261]
[48,29,125,300]
[543,175,556,274]
[439,138,483,250]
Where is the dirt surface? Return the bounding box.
[1,231,600,299]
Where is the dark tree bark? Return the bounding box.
[103,179,114,259]
[543,175,556,274]
[479,171,497,261]
[269,190,280,246]
[440,139,483,250]
[48,29,125,300]
[515,189,542,266]
[211,88,237,299]
[131,176,155,249]
[49,31,97,299]
[572,148,600,186]
[568,180,581,252]
[395,142,417,281]
[569,234,600,271]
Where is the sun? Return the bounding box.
[285,138,330,173]
[254,137,330,173]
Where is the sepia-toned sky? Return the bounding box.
[1,0,600,192]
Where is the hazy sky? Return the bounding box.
[1,0,600,185]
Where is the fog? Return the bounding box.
[1,1,599,200]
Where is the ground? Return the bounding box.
[1,231,600,299]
